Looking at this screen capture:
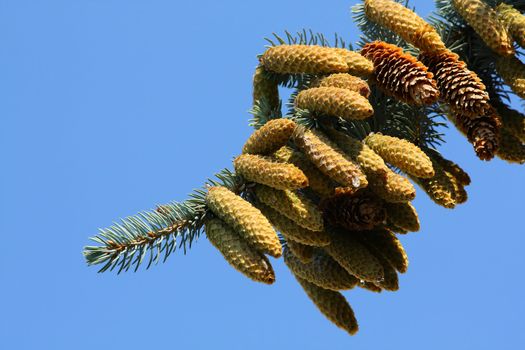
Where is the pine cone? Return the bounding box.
[419,50,490,117]
[425,148,471,186]
[363,0,447,53]
[242,118,296,155]
[294,276,359,335]
[385,202,420,232]
[496,128,525,164]
[358,228,409,274]
[374,255,399,291]
[496,3,525,49]
[293,126,368,189]
[324,233,384,283]
[287,240,314,263]
[257,201,330,247]
[448,110,501,161]
[496,104,525,142]
[357,281,382,293]
[260,45,348,74]
[364,133,435,178]
[332,48,374,76]
[284,248,358,291]
[205,218,275,284]
[273,146,335,197]
[361,41,439,105]
[205,186,282,257]
[452,0,514,56]
[496,55,525,99]
[295,87,374,121]
[254,184,324,232]
[310,73,370,98]
[320,191,386,231]
[368,170,417,203]
[252,65,279,110]
[234,154,308,190]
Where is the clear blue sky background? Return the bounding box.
[1,1,524,349]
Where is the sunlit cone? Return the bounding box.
[419,50,490,117]
[363,0,447,53]
[294,276,359,335]
[260,45,348,74]
[425,148,471,186]
[359,228,409,274]
[364,133,435,178]
[369,170,416,203]
[496,104,525,142]
[295,87,374,121]
[333,48,374,76]
[257,201,330,247]
[496,3,525,49]
[325,233,384,283]
[385,202,420,232]
[205,218,275,284]
[254,184,324,232]
[273,146,335,197]
[205,186,282,257]
[320,191,386,231]
[284,248,358,291]
[448,110,501,161]
[310,73,370,98]
[252,65,279,110]
[242,118,297,155]
[234,154,308,190]
[287,240,314,263]
[452,0,514,56]
[496,128,525,164]
[357,281,382,293]
[293,126,368,189]
[361,41,439,105]
[496,55,525,99]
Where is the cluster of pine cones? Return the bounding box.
[202,0,525,335]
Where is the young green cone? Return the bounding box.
[359,228,409,274]
[242,118,297,155]
[295,87,374,121]
[234,154,308,190]
[369,170,417,203]
[205,218,275,284]
[496,104,525,143]
[333,48,375,76]
[206,186,282,257]
[496,3,525,49]
[310,73,370,98]
[496,128,525,164]
[294,276,359,335]
[287,240,314,263]
[385,202,420,233]
[252,65,279,110]
[496,55,525,99]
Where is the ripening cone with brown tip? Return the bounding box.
[419,50,490,117]
[452,0,514,56]
[286,240,314,263]
[496,3,525,49]
[260,45,348,74]
[496,56,525,99]
[385,202,420,233]
[273,146,335,197]
[205,186,282,257]
[234,154,308,190]
[358,228,409,274]
[448,110,501,161]
[496,128,525,164]
[284,248,358,291]
[320,191,386,231]
[254,184,324,232]
[252,65,279,110]
[295,87,374,121]
[363,0,447,53]
[294,276,359,335]
[242,118,296,155]
[332,48,374,76]
[205,218,275,284]
[257,201,330,247]
[325,233,384,283]
[310,73,371,98]
[360,41,439,105]
[364,133,435,178]
[497,104,525,142]
[293,126,368,189]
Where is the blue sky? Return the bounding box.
[1,1,524,349]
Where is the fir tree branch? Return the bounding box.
[83,169,244,273]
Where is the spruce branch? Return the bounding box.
[83,168,244,273]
